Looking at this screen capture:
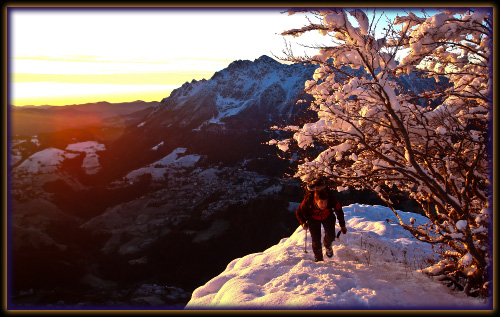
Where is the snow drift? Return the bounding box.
[185,204,490,310]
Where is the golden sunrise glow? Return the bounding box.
[10,56,228,106]
[12,83,175,107]
[9,8,317,107]
[10,55,232,106]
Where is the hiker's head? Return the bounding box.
[314,189,328,210]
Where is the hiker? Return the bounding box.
[296,179,347,262]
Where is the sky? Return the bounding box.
[8,7,319,107]
[8,6,409,107]
[8,7,410,106]
[185,203,491,310]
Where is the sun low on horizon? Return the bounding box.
[9,7,319,107]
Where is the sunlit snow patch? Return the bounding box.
[65,141,106,174]
[185,204,488,310]
[125,148,201,182]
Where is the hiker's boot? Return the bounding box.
[313,248,323,262]
[325,244,333,258]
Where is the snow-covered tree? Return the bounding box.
[270,8,492,297]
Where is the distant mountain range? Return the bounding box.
[10,100,157,136]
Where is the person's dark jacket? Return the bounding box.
[296,190,346,227]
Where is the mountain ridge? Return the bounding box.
[144,55,316,130]
[99,55,317,179]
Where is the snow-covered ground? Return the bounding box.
[13,141,106,175]
[125,148,201,182]
[65,141,106,174]
[185,204,491,310]
[15,148,79,174]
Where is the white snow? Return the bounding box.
[195,168,220,181]
[152,141,164,151]
[437,127,447,134]
[125,148,201,182]
[211,95,249,123]
[186,204,489,310]
[31,136,40,147]
[456,220,468,231]
[460,253,473,267]
[11,153,23,166]
[153,148,200,166]
[15,148,79,174]
[13,141,105,175]
[258,184,282,196]
[65,141,106,175]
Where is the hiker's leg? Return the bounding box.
[309,218,323,261]
[323,213,337,248]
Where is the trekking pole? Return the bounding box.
[304,228,308,254]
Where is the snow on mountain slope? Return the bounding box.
[65,141,106,175]
[14,141,106,176]
[11,144,101,200]
[124,147,201,182]
[15,148,79,174]
[144,55,316,130]
[185,204,490,310]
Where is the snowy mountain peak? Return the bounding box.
[254,54,279,65]
[144,55,317,130]
[222,55,278,74]
[163,78,208,101]
[224,55,279,71]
